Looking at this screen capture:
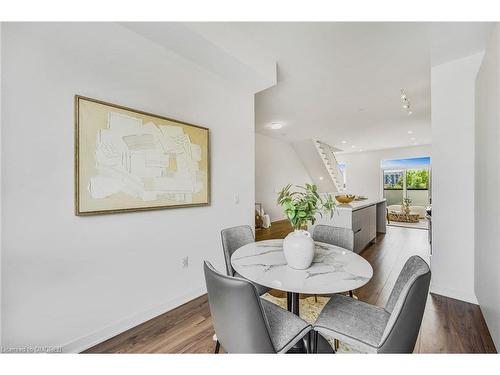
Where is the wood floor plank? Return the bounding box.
[84,224,497,354]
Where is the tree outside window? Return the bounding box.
[406,169,429,190]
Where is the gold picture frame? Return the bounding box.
[75,95,210,215]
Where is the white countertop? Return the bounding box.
[335,198,386,211]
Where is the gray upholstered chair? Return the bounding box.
[221,225,269,295]
[204,261,312,353]
[313,225,355,298]
[312,224,354,252]
[313,255,431,353]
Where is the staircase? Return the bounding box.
[291,139,345,193]
[313,140,345,193]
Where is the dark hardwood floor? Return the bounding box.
[85,222,496,354]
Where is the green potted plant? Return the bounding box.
[277,183,335,269]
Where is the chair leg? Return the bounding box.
[313,331,319,354]
[287,292,292,312]
[349,290,354,298]
[306,331,312,354]
[334,339,339,351]
[214,340,220,354]
[314,294,318,303]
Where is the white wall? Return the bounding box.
[336,145,432,200]
[430,52,484,304]
[0,22,3,346]
[475,25,500,348]
[1,23,257,352]
[255,133,311,221]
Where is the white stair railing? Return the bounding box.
[313,140,345,193]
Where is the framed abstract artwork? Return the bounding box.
[75,96,210,215]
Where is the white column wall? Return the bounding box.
[430,52,483,304]
[474,25,500,348]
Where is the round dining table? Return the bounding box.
[231,238,373,353]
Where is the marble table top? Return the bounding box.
[231,239,373,294]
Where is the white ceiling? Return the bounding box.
[186,22,494,152]
[430,22,495,66]
[128,22,495,153]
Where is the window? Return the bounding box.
[381,157,431,207]
[338,162,347,190]
[406,169,429,190]
[384,170,404,190]
[405,168,430,206]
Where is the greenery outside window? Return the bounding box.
[406,169,429,190]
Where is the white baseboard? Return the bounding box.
[62,286,207,353]
[430,282,478,305]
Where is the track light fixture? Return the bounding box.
[400,89,412,115]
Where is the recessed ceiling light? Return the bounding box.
[341,140,347,144]
[359,149,364,152]
[407,130,413,135]
[408,111,413,115]
[319,176,324,180]
[351,145,356,148]
[270,122,283,130]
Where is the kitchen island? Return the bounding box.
[310,198,386,254]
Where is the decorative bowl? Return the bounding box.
[335,194,356,204]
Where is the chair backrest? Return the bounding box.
[312,224,354,251]
[203,261,276,353]
[378,256,431,353]
[221,225,255,276]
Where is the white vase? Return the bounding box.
[283,229,315,269]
